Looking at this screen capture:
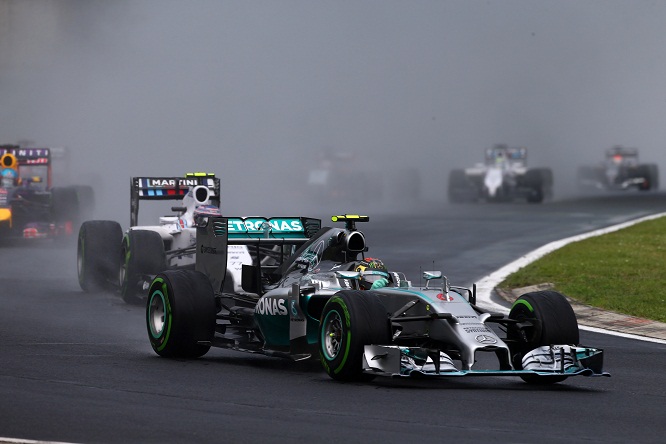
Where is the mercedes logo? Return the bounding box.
[475,334,498,344]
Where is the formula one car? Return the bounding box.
[448,145,553,203]
[146,214,609,385]
[577,146,659,192]
[307,150,421,205]
[0,145,93,240]
[77,173,228,303]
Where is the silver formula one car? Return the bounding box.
[146,214,609,385]
[577,146,659,192]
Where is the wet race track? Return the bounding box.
[1,193,666,444]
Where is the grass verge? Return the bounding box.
[498,215,666,323]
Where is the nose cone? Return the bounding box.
[484,168,503,197]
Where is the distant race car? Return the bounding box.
[448,144,553,203]
[0,145,94,240]
[76,173,242,304]
[306,150,421,205]
[145,214,609,385]
[577,146,659,192]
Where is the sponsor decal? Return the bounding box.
[255,297,288,316]
[0,148,50,159]
[147,178,199,188]
[436,293,454,302]
[227,217,304,233]
[200,244,217,254]
[463,326,492,334]
[475,334,498,344]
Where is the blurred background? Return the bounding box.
[2,0,666,222]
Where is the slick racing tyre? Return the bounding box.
[523,169,551,203]
[147,270,216,359]
[636,164,659,191]
[120,229,166,304]
[319,290,391,382]
[507,290,579,384]
[77,220,122,292]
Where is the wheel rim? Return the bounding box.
[322,310,343,359]
[148,289,167,338]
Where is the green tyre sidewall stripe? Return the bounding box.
[512,299,534,313]
[148,277,173,352]
[320,297,352,375]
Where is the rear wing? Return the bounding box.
[196,216,321,294]
[0,146,51,165]
[130,173,220,226]
[606,146,639,159]
[226,216,321,239]
[484,145,527,163]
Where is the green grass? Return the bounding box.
[498,216,666,323]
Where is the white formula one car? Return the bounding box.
[77,173,253,303]
[448,145,553,204]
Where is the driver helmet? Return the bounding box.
[355,257,390,290]
[1,168,18,188]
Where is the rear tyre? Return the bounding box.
[507,290,579,384]
[77,220,122,292]
[637,164,659,191]
[523,169,545,203]
[120,230,166,304]
[147,270,216,358]
[319,290,391,382]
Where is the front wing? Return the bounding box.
[363,345,610,379]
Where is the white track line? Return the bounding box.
[475,211,666,344]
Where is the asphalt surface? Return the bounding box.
[1,192,666,443]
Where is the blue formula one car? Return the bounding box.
[1,146,93,241]
[146,214,609,384]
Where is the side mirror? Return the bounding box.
[423,271,442,280]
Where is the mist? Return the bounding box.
[2,0,666,223]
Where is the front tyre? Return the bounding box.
[507,290,579,384]
[147,270,216,359]
[319,290,391,382]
